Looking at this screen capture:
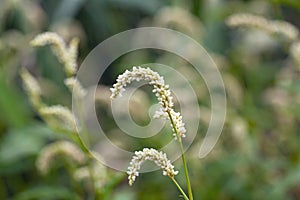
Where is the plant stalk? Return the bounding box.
[167,111,193,200]
[171,177,190,200]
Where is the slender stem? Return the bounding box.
[192,0,200,16]
[170,177,189,200]
[167,111,193,200]
[178,140,193,200]
[75,96,101,199]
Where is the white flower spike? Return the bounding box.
[110,66,186,139]
[36,141,86,175]
[226,13,299,41]
[127,148,178,186]
[30,32,79,76]
[20,68,42,108]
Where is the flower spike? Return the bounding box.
[110,66,186,139]
[127,148,178,186]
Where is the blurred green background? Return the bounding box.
[1,0,300,199]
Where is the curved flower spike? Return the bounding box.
[226,13,299,41]
[20,68,43,108]
[30,32,79,76]
[36,141,86,175]
[39,105,77,132]
[127,148,178,186]
[110,66,186,139]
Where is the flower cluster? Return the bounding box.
[153,6,204,39]
[21,32,87,133]
[20,68,43,108]
[36,141,86,175]
[110,66,186,139]
[64,77,87,97]
[74,161,107,189]
[169,109,186,139]
[30,32,79,76]
[73,151,107,188]
[226,13,299,41]
[127,148,178,186]
[39,105,77,132]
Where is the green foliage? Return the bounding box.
[0,124,54,173]
[1,0,300,199]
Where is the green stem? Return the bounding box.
[167,111,193,200]
[178,141,193,200]
[170,177,189,200]
[75,98,101,199]
[192,0,201,16]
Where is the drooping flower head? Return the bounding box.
[226,13,299,41]
[110,66,186,139]
[127,148,178,186]
[36,141,86,175]
[30,32,79,77]
[39,105,77,132]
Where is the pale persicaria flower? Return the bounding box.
[30,32,79,76]
[64,77,87,97]
[39,105,77,132]
[36,141,86,175]
[153,6,205,39]
[226,13,299,41]
[20,68,43,108]
[110,66,186,139]
[127,148,178,186]
[74,162,107,189]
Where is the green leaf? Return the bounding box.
[0,123,55,174]
[0,70,30,128]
